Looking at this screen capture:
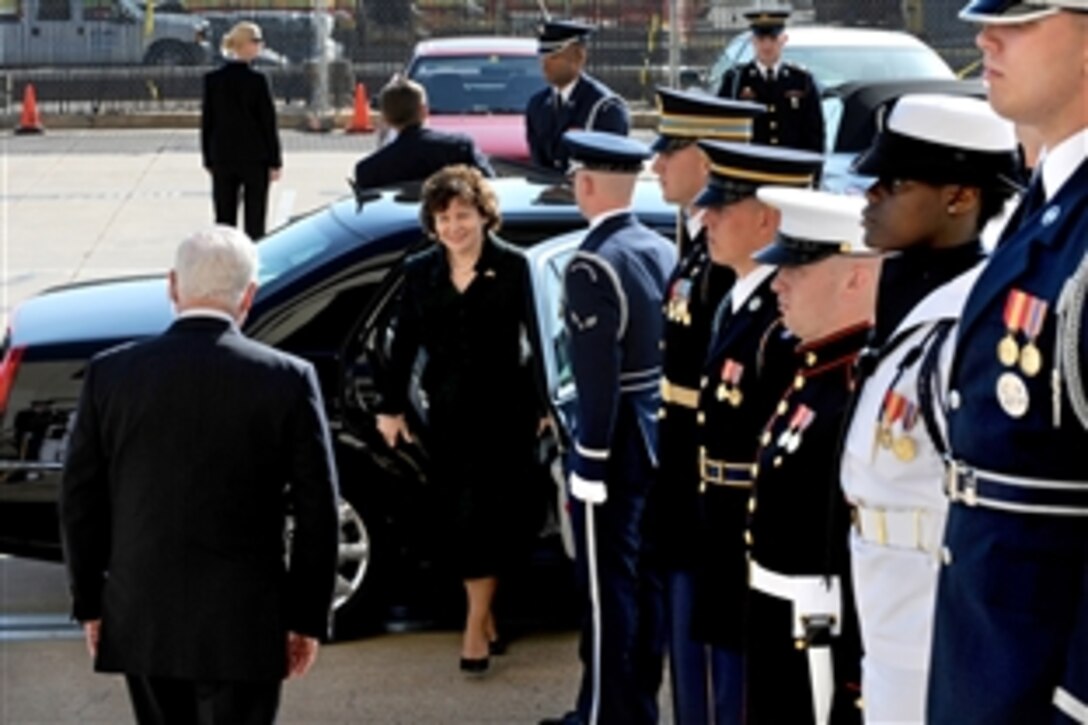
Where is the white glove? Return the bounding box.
[570,473,607,504]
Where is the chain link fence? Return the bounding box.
[1,0,982,115]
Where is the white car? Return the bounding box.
[706,26,955,96]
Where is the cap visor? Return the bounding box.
[694,184,750,208]
[752,241,836,267]
[958,5,1059,23]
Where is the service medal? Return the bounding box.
[878,427,894,449]
[1019,342,1042,377]
[785,432,800,453]
[997,334,1020,367]
[716,383,728,402]
[996,372,1030,418]
[893,435,917,462]
[729,388,744,407]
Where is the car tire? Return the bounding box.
[144,41,196,66]
[329,481,387,640]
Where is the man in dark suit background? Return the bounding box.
[60,225,340,725]
[353,76,494,190]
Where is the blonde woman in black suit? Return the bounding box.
[201,22,282,240]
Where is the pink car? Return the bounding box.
[404,36,545,163]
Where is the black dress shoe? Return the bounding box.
[538,711,581,725]
[488,636,507,656]
[459,656,489,674]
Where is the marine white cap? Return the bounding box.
[753,188,868,266]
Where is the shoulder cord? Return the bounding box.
[915,319,957,458]
[1053,251,1088,429]
[586,95,619,131]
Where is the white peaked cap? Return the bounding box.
[754,187,868,265]
[886,94,1017,152]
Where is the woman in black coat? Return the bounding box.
[376,165,541,674]
[201,21,282,240]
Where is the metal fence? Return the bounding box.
[1,0,982,115]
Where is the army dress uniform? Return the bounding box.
[686,140,823,724]
[744,188,871,725]
[560,132,677,725]
[926,15,1088,718]
[839,94,1020,723]
[716,10,824,154]
[526,20,630,174]
[644,87,766,725]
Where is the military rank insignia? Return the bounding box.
[716,359,745,406]
[995,289,1048,418]
[667,278,693,325]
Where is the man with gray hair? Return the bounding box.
[60,225,340,725]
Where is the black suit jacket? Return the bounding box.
[202,61,283,170]
[718,60,825,153]
[353,124,495,189]
[60,316,339,682]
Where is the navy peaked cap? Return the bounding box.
[744,8,791,35]
[563,131,651,173]
[959,0,1074,23]
[694,140,822,208]
[652,87,765,151]
[538,19,595,54]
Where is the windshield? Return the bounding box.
[408,55,546,114]
[256,212,344,287]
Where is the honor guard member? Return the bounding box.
[690,140,823,724]
[543,131,676,725]
[648,88,765,724]
[745,187,878,725]
[927,2,1088,722]
[717,8,825,154]
[526,20,631,174]
[839,94,1019,724]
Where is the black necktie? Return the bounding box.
[766,68,776,83]
[1017,174,1046,230]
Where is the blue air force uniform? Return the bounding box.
[647,88,764,725]
[689,141,823,724]
[716,10,824,154]
[526,21,630,173]
[744,188,872,725]
[561,131,676,725]
[926,3,1088,722]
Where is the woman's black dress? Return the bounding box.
[378,235,539,579]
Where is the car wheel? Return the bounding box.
[330,485,387,639]
[144,41,194,66]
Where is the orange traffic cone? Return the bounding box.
[345,83,373,134]
[15,84,44,135]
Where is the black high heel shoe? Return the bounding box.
[459,656,490,674]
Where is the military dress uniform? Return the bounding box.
[838,94,1020,724]
[526,20,630,174]
[716,10,824,154]
[559,131,677,725]
[647,88,764,725]
[925,5,1088,716]
[744,188,872,725]
[689,140,823,724]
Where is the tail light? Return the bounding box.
[0,334,25,416]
